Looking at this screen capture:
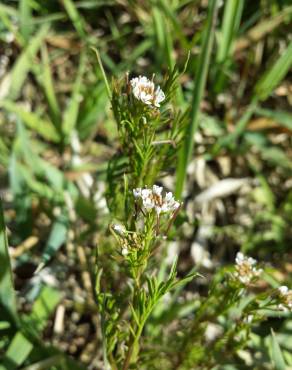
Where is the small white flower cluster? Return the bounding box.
[133,185,180,215]
[277,286,292,311]
[234,252,262,285]
[130,76,165,107]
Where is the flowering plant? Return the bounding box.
[108,72,187,219]
[96,74,291,370]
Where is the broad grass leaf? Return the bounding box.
[23,285,61,334]
[0,332,33,370]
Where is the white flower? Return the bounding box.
[277,286,292,311]
[121,248,129,256]
[278,286,289,295]
[133,188,142,198]
[113,224,126,236]
[234,252,262,285]
[133,185,180,215]
[130,76,165,107]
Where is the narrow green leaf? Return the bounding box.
[62,51,86,137]
[1,100,60,142]
[270,329,287,370]
[216,0,244,63]
[19,0,34,42]
[235,6,292,52]
[8,23,50,100]
[129,304,141,327]
[175,0,220,198]
[21,354,86,370]
[39,45,61,128]
[91,47,111,100]
[0,5,23,46]
[62,0,86,39]
[0,199,18,324]
[214,0,244,91]
[255,42,292,101]
[255,107,292,130]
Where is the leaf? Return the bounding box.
[129,304,141,327]
[41,213,69,266]
[255,42,292,101]
[24,286,61,333]
[0,332,33,370]
[270,329,287,370]
[62,51,86,137]
[235,6,292,52]
[0,199,18,324]
[39,45,61,128]
[1,100,60,142]
[255,107,292,130]
[8,23,50,100]
[214,0,244,92]
[62,0,87,39]
[20,354,86,370]
[19,0,34,42]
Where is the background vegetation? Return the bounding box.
[0,0,291,369]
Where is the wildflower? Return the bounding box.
[121,247,129,256]
[133,185,180,215]
[113,224,126,236]
[234,252,262,285]
[130,76,165,107]
[277,286,292,311]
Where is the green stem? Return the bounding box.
[122,215,156,369]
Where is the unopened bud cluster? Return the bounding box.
[277,286,292,311]
[112,223,141,258]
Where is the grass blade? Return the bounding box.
[39,45,61,129]
[214,0,244,91]
[39,213,69,268]
[270,329,287,370]
[91,47,111,100]
[175,0,220,198]
[255,107,292,130]
[1,100,60,143]
[62,0,86,39]
[62,51,86,138]
[0,332,33,370]
[19,0,33,42]
[23,286,61,333]
[255,42,292,101]
[0,199,18,324]
[235,6,292,52]
[8,24,50,100]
